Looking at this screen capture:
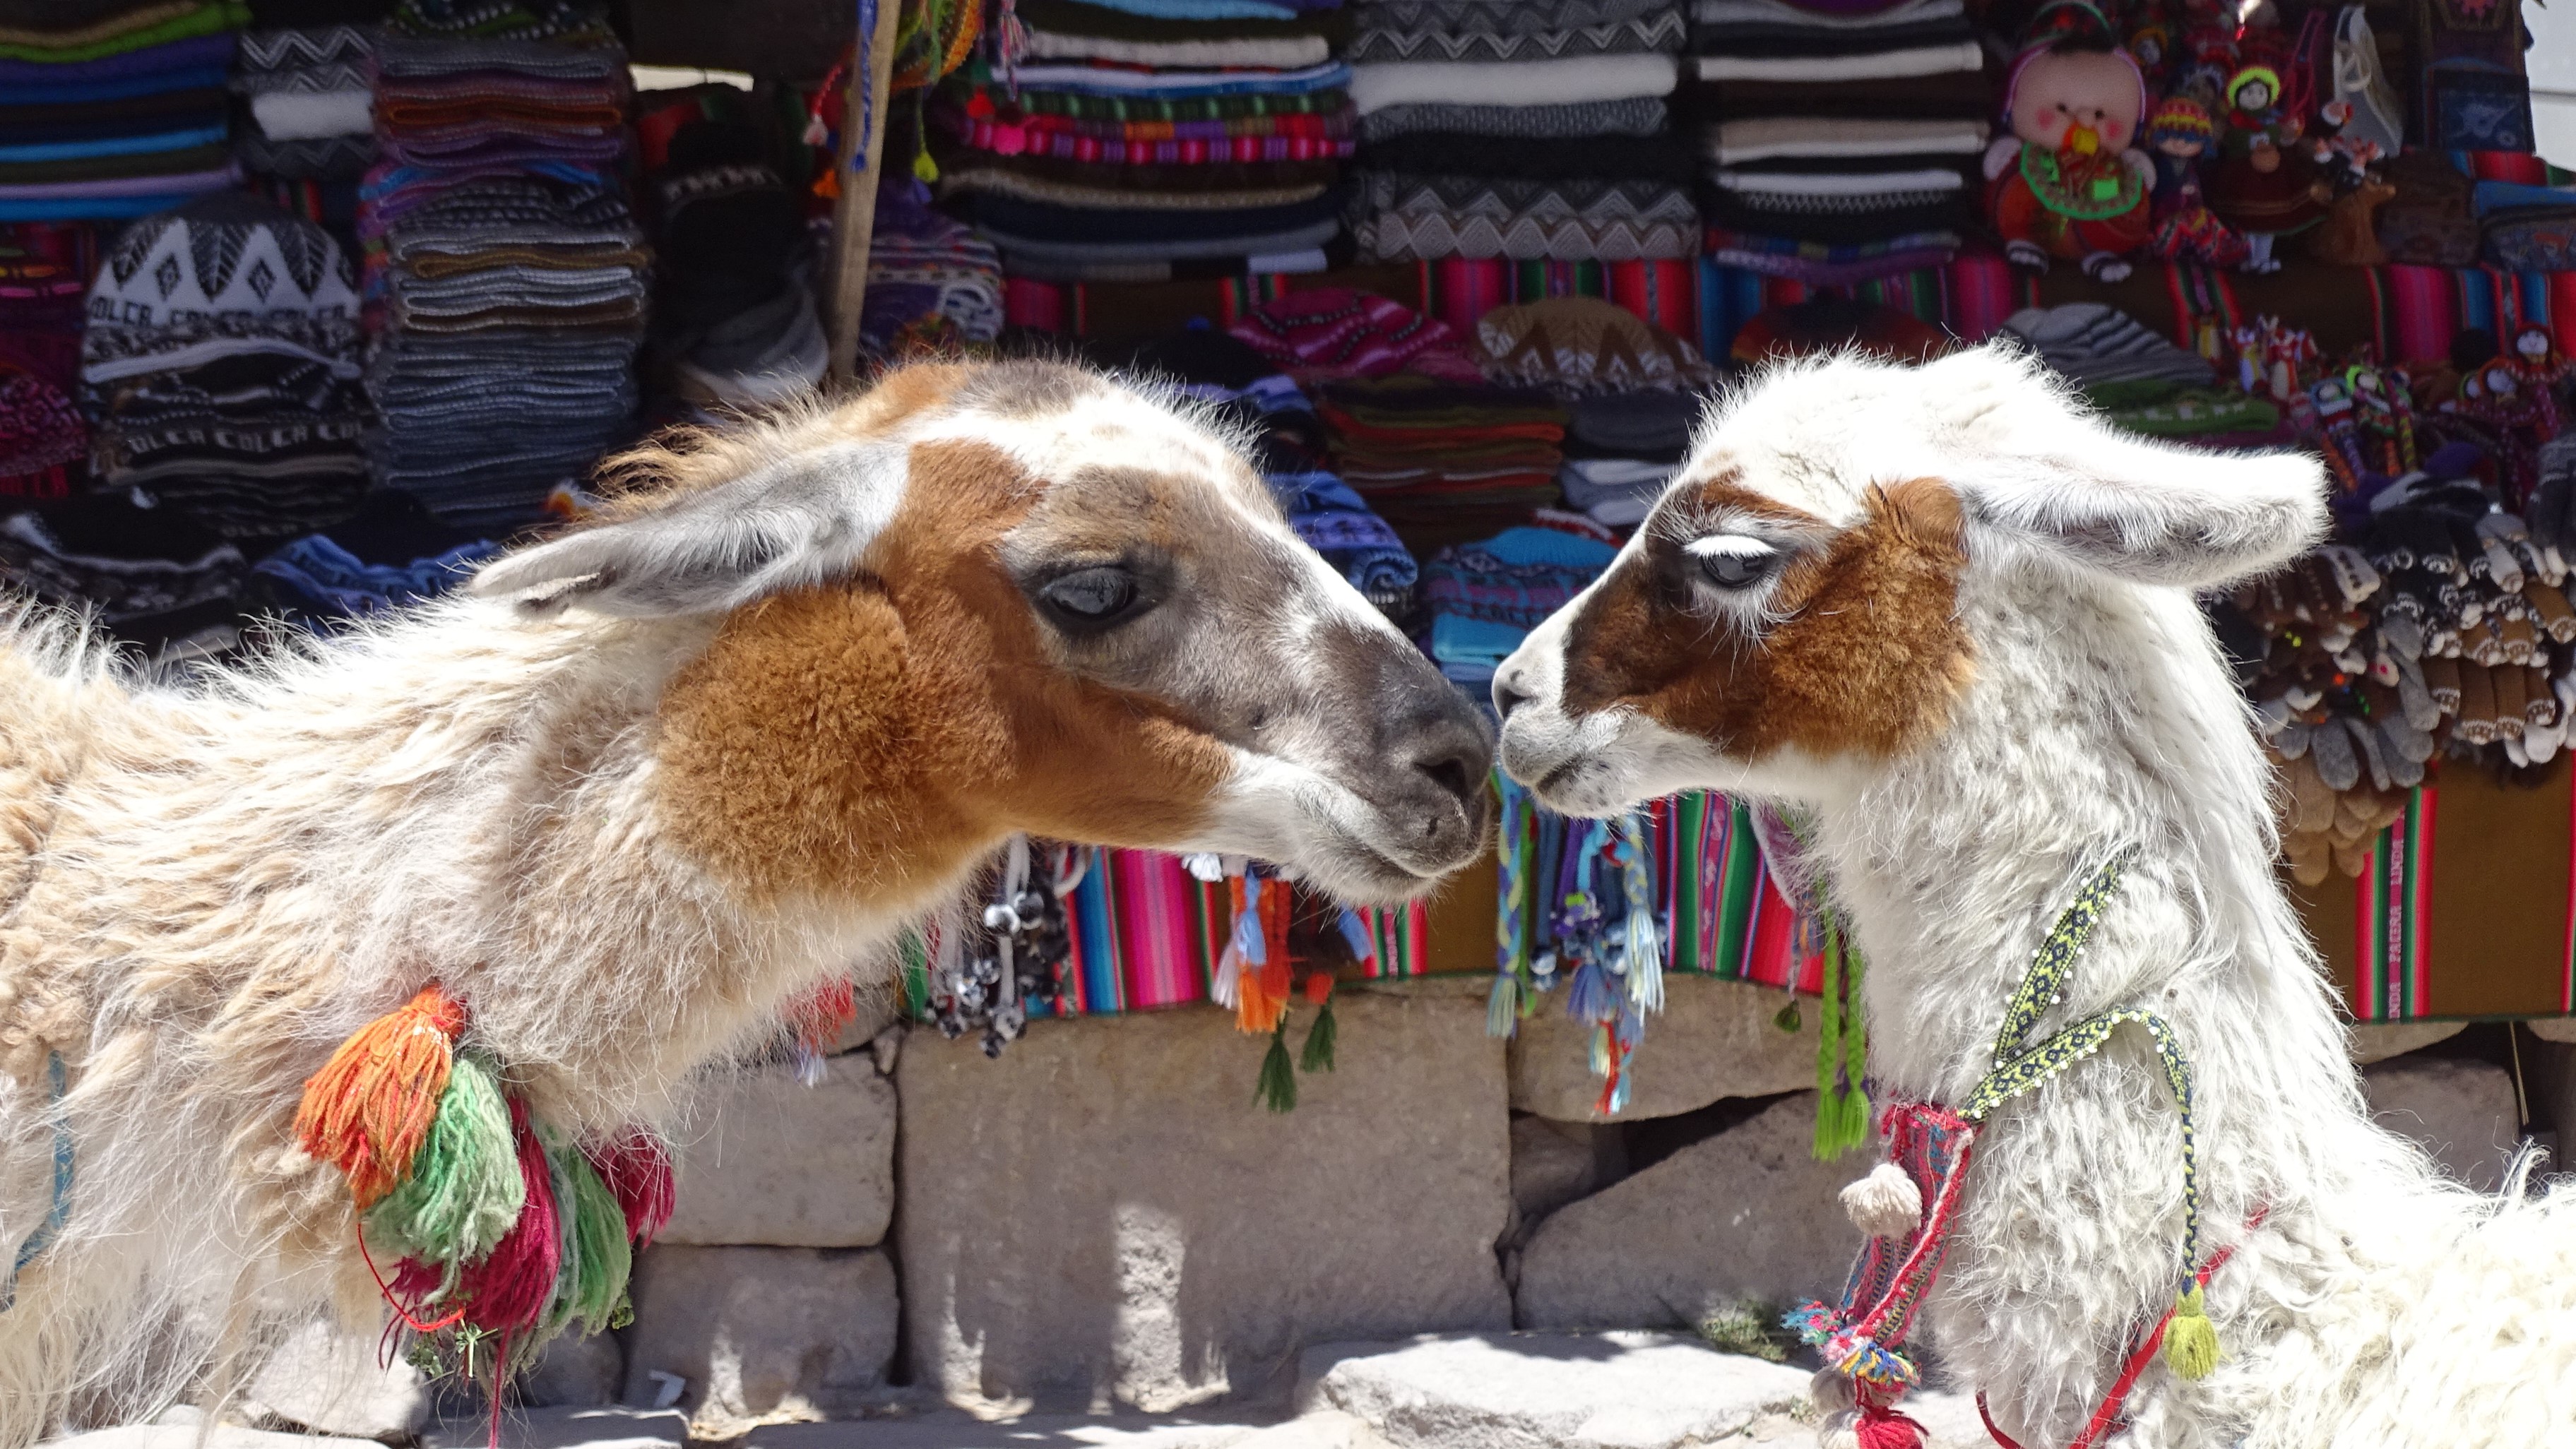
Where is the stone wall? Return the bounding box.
[249,983,2550,1439]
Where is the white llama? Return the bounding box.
[1492,345,2576,1448]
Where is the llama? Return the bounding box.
[1492,345,2576,1448]
[0,359,1492,1443]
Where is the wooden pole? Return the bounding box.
[824,0,906,383]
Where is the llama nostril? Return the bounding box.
[1492,679,1533,720]
[1417,752,1477,812]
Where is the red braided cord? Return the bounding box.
[1978,1206,2271,1449]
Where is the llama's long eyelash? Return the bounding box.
[1686,535,1779,560]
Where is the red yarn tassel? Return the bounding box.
[449,1098,559,1333]
[583,1132,676,1247]
[295,985,468,1208]
[784,978,858,1055]
[1853,1405,1926,1449]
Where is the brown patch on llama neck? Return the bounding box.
[1563,475,1973,761]
[653,439,1231,904]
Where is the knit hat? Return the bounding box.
[1471,297,1716,395]
[1229,289,1480,382]
[82,192,360,383]
[0,369,85,501]
[2225,64,2281,113]
[2145,95,2216,147]
[2002,0,2145,132]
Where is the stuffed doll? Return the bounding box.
[2207,63,2332,271]
[2125,0,2178,88]
[2464,360,2563,507]
[2511,323,2575,402]
[2144,94,2250,265]
[1985,1,2157,281]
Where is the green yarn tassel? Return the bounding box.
[1256,1020,1298,1113]
[1811,915,1871,1160]
[1300,998,1337,1073]
[541,1136,634,1345]
[1486,972,1521,1037]
[2164,1286,2220,1380]
[361,1052,523,1272]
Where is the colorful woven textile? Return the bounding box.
[0,4,244,219]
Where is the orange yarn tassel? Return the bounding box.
[295,985,469,1209]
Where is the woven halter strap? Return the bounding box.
[1791,845,2224,1447]
[1961,844,2203,1279]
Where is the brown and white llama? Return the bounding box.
[1494,345,2576,1448]
[0,359,1492,1443]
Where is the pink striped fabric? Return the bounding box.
[1112,852,1207,1009]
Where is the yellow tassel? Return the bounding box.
[294,985,468,1209]
[2164,1286,2220,1381]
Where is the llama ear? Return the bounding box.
[466,441,907,617]
[1922,346,2329,590]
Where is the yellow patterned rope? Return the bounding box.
[1960,848,2203,1280]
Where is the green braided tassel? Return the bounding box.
[1300,998,1337,1073]
[542,1136,634,1345]
[1256,1020,1298,1113]
[362,1051,522,1272]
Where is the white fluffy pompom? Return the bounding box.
[1841,1161,1923,1239]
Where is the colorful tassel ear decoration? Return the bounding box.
[362,1051,523,1273]
[583,1132,675,1248]
[1255,1019,1298,1113]
[2164,1285,2220,1380]
[448,1098,561,1335]
[296,984,468,1208]
[542,1136,634,1343]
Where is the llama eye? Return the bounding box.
[1685,536,1779,590]
[1037,566,1148,630]
[1699,552,1772,588]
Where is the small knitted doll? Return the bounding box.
[2144,94,2250,266]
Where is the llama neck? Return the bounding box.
[114,601,990,1129]
[1802,567,2408,1438]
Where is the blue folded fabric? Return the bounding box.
[1,66,233,105]
[1047,0,1302,19]
[0,126,228,163]
[255,535,500,619]
[0,193,206,220]
[0,34,238,86]
[2473,179,2576,216]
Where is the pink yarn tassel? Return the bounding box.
[583,1132,676,1247]
[450,1098,559,1332]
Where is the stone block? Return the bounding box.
[1514,1092,1858,1330]
[425,1409,688,1449]
[1509,976,1812,1124]
[239,1318,431,1441]
[1297,1332,1809,1449]
[44,1429,381,1449]
[621,1245,898,1430]
[2362,1055,2522,1191]
[660,1054,896,1248]
[2346,1022,2465,1063]
[1507,1119,1610,1225]
[519,1333,625,1410]
[898,990,1513,1413]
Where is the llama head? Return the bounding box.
[1492,343,2327,815]
[468,359,1491,904]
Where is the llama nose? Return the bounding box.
[1492,668,1533,720]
